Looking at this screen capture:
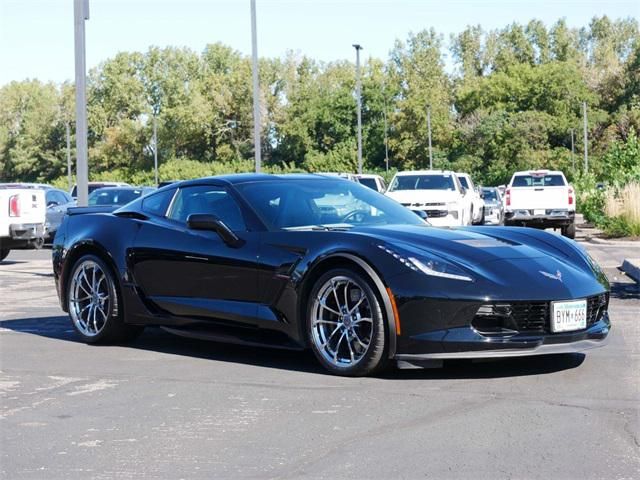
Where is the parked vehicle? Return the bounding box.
[43,188,75,241]
[504,170,576,238]
[385,170,471,226]
[88,187,155,207]
[456,173,485,225]
[318,172,359,182]
[53,174,610,376]
[70,182,129,199]
[0,183,75,242]
[356,174,386,193]
[0,185,46,261]
[481,187,504,225]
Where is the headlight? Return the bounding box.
[377,245,474,282]
[446,201,458,211]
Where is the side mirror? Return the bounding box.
[187,213,243,247]
[47,201,59,208]
[461,187,468,195]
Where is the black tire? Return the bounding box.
[562,222,576,239]
[473,207,485,225]
[67,254,143,344]
[306,267,388,377]
[0,249,9,262]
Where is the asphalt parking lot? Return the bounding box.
[1,240,638,479]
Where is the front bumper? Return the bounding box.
[396,321,609,361]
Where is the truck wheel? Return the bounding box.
[562,222,576,239]
[0,249,9,262]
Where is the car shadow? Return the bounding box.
[0,260,28,266]
[1,315,590,379]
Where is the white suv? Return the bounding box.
[456,172,485,225]
[385,170,471,226]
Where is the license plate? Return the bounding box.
[534,209,545,216]
[551,299,587,332]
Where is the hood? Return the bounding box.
[385,190,459,205]
[356,224,553,267]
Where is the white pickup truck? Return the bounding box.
[504,170,576,238]
[0,187,46,261]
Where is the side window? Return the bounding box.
[141,188,176,217]
[168,186,247,231]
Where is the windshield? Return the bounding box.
[512,174,566,187]
[388,174,455,192]
[482,189,499,202]
[236,179,424,229]
[88,189,143,206]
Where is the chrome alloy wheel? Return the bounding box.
[69,260,116,337]
[310,275,373,367]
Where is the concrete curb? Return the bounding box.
[621,259,640,284]
[585,237,640,247]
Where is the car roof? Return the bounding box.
[513,170,564,176]
[356,174,382,179]
[394,170,455,176]
[171,173,342,188]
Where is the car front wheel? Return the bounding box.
[67,254,142,343]
[307,268,387,376]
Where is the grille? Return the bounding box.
[473,293,608,335]
[425,209,448,218]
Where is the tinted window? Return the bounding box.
[358,178,378,190]
[512,174,566,187]
[168,186,246,231]
[458,176,470,189]
[47,190,68,205]
[141,188,176,217]
[389,174,456,191]
[482,189,499,202]
[89,188,144,206]
[237,179,424,229]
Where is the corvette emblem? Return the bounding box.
[539,270,562,282]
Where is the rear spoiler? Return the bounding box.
[66,205,118,216]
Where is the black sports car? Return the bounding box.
[52,174,610,376]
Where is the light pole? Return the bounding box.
[66,122,72,191]
[353,44,363,174]
[250,0,261,173]
[73,0,89,205]
[383,107,389,172]
[426,105,433,170]
[570,128,575,171]
[582,101,588,173]
[153,114,158,185]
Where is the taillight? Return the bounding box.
[9,194,20,217]
[505,188,511,207]
[568,187,574,205]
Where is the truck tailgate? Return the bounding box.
[510,186,568,210]
[3,189,46,224]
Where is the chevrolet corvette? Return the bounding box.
[52,174,610,376]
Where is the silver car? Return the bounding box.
[481,187,504,225]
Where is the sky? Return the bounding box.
[1,0,638,86]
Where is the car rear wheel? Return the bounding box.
[307,268,387,376]
[67,254,142,344]
[0,249,9,262]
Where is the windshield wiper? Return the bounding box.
[283,224,354,231]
